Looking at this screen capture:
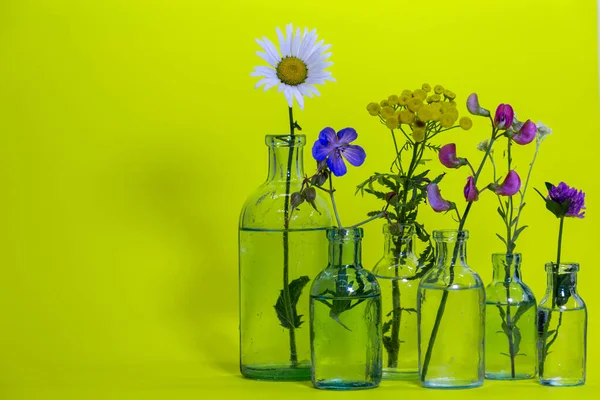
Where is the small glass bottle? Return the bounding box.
[485,253,537,380]
[538,262,587,386]
[418,230,485,389]
[239,134,333,381]
[310,228,382,390]
[372,223,428,379]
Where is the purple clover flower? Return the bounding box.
[312,127,366,176]
[548,182,586,218]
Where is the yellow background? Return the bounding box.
[0,0,598,398]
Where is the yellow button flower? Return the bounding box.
[460,116,473,130]
[418,105,433,121]
[386,116,399,130]
[413,89,427,101]
[399,110,415,124]
[412,128,425,142]
[407,98,423,112]
[444,90,456,100]
[434,85,444,94]
[444,107,459,120]
[402,90,413,97]
[380,99,390,107]
[381,106,395,119]
[398,95,409,106]
[366,102,381,116]
[422,83,432,92]
[440,113,455,128]
[388,95,399,106]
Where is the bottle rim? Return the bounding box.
[545,262,580,273]
[326,227,364,242]
[265,134,306,148]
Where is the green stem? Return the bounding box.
[511,140,541,244]
[349,212,385,229]
[554,217,565,306]
[281,106,297,365]
[420,131,497,381]
[329,175,343,228]
[391,130,403,173]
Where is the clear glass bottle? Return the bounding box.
[310,228,382,390]
[239,134,333,381]
[418,230,485,389]
[485,253,537,380]
[538,262,587,386]
[372,223,429,379]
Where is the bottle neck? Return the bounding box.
[383,224,416,260]
[266,135,305,182]
[328,228,363,267]
[545,263,579,298]
[434,230,468,268]
[492,253,522,282]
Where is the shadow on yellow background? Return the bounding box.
[0,0,598,398]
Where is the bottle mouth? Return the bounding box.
[265,134,306,148]
[491,253,522,262]
[433,229,469,241]
[327,227,364,243]
[545,262,580,274]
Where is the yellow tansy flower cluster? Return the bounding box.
[365,83,473,142]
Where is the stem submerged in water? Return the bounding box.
[420,133,496,381]
[282,106,298,365]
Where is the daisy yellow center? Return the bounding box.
[276,56,308,86]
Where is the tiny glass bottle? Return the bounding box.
[372,223,429,379]
[418,230,485,389]
[485,253,537,380]
[310,227,382,390]
[538,262,587,386]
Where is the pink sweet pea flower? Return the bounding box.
[464,176,479,202]
[494,104,514,130]
[439,143,467,169]
[511,119,536,145]
[466,93,490,117]
[492,170,521,196]
[427,183,453,212]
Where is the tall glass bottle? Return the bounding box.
[239,134,333,381]
[485,253,537,380]
[418,230,485,389]
[372,223,427,379]
[538,262,587,386]
[310,228,382,390]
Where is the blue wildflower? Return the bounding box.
[312,127,366,176]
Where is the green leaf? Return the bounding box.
[274,276,310,330]
[513,325,522,355]
[544,182,554,192]
[367,210,383,217]
[497,207,506,220]
[512,225,528,243]
[364,188,387,200]
[545,199,564,218]
[512,301,535,324]
[496,234,507,245]
[534,187,547,202]
[382,320,392,335]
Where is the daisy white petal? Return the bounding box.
[283,85,294,107]
[261,37,281,64]
[256,51,278,67]
[292,87,305,110]
[251,24,333,109]
[291,27,301,56]
[250,66,276,77]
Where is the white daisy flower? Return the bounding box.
[251,24,334,110]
